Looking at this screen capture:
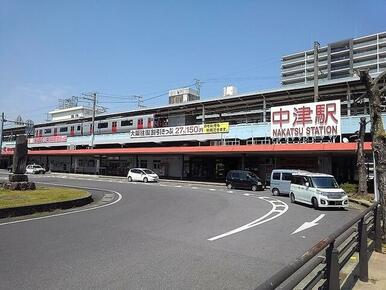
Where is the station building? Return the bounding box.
[1,32,386,184]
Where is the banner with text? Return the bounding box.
[29,136,68,144]
[270,100,341,139]
[131,122,229,138]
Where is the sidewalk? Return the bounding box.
[353,250,386,289]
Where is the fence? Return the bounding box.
[256,202,382,290]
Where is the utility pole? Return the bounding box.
[0,112,4,157]
[81,92,97,148]
[313,41,320,102]
[91,92,97,148]
[136,95,146,109]
[194,79,201,97]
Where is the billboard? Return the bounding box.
[131,122,229,138]
[270,100,341,139]
[29,136,68,144]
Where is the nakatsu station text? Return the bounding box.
[270,100,341,139]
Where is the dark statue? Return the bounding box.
[2,134,36,189]
[12,135,28,174]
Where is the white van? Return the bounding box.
[290,172,348,209]
[270,169,309,196]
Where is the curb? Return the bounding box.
[348,197,373,208]
[0,193,93,219]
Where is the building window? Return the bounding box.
[153,160,160,169]
[140,160,147,168]
[44,128,52,134]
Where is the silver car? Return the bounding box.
[127,168,159,183]
[26,164,46,174]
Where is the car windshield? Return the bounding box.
[143,169,155,174]
[247,172,259,180]
[311,176,339,188]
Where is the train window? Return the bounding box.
[77,125,81,131]
[59,127,68,133]
[121,120,133,126]
[98,122,108,129]
[44,129,51,134]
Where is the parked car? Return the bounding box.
[127,168,159,182]
[25,164,46,174]
[270,169,309,196]
[290,172,348,209]
[226,170,263,191]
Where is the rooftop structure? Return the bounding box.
[168,87,200,104]
[48,106,103,122]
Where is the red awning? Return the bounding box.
[2,142,372,156]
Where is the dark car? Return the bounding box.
[226,170,263,191]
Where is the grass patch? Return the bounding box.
[0,186,89,209]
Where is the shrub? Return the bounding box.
[340,183,358,194]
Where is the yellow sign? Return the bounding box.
[203,122,229,134]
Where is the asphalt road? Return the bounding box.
[0,171,363,290]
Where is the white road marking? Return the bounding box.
[191,187,198,189]
[227,191,233,194]
[174,185,182,188]
[209,188,216,191]
[208,196,288,241]
[0,182,123,227]
[243,193,252,196]
[291,214,325,235]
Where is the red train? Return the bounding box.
[35,114,155,137]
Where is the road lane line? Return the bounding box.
[0,182,123,227]
[292,214,325,235]
[208,197,288,241]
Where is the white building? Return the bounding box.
[281,31,386,86]
[49,106,99,121]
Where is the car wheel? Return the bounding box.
[128,176,133,182]
[312,197,319,210]
[251,185,258,192]
[290,193,296,203]
[227,183,233,189]
[272,188,280,196]
[143,177,148,183]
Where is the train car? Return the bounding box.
[35,122,83,138]
[35,114,155,138]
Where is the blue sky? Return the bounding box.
[0,0,385,123]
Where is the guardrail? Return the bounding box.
[256,202,383,290]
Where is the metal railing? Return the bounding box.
[256,202,383,290]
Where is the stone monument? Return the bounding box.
[9,135,29,182]
[1,135,35,190]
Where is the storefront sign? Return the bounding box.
[131,122,229,138]
[29,136,68,144]
[271,100,341,138]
